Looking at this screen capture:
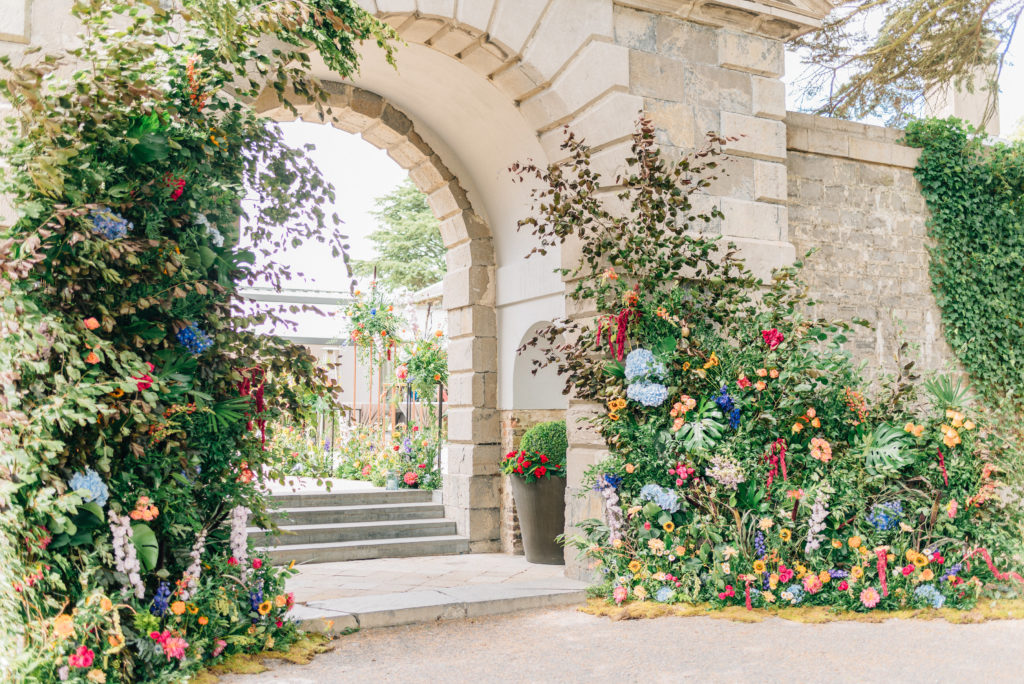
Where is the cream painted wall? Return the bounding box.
[308,41,567,410]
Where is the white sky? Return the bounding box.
[263,45,1024,294]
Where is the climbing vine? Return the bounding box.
[0,1,394,680]
[904,118,1024,414]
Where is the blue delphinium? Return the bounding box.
[90,207,133,239]
[714,387,734,413]
[914,583,946,609]
[639,483,681,513]
[941,562,963,582]
[69,468,109,506]
[150,581,172,616]
[597,473,623,490]
[624,348,665,381]
[655,586,674,603]
[866,501,903,530]
[729,407,741,429]
[754,530,766,558]
[829,569,849,579]
[627,381,668,407]
[176,323,214,355]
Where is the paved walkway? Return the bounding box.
[287,553,570,603]
[224,606,1024,683]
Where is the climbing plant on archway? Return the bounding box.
[0,1,394,680]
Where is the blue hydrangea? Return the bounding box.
[69,468,108,506]
[626,381,668,407]
[914,583,946,609]
[370,308,377,316]
[150,581,172,616]
[89,207,133,239]
[624,348,665,382]
[655,586,674,603]
[176,323,214,355]
[866,501,903,530]
[783,584,805,605]
[639,483,681,513]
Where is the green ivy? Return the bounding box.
[904,118,1024,413]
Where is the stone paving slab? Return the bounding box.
[284,553,586,632]
[298,581,585,631]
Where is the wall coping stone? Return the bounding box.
[786,111,921,169]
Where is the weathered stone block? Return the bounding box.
[448,407,500,444]
[645,99,696,150]
[446,304,498,339]
[447,371,498,414]
[447,443,502,476]
[448,335,498,374]
[721,111,785,161]
[656,14,718,65]
[718,29,784,77]
[409,156,454,194]
[566,402,604,448]
[491,62,541,101]
[489,0,549,54]
[520,0,614,84]
[400,16,446,42]
[443,264,494,310]
[629,50,687,102]
[460,40,508,76]
[613,6,656,52]
[752,75,786,120]
[755,160,787,203]
[431,26,478,56]
[720,197,786,241]
[540,91,640,162]
[446,237,496,270]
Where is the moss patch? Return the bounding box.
[197,633,336,681]
[579,598,1024,624]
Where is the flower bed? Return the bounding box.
[514,119,1024,614]
[0,2,396,681]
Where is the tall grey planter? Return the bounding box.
[509,475,566,565]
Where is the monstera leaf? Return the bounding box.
[131,523,159,572]
[674,401,725,453]
[857,424,915,477]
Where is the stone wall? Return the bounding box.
[786,112,951,376]
[498,408,566,555]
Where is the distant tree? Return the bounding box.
[352,179,446,292]
[793,0,1021,128]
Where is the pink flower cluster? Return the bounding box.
[668,462,695,486]
[761,328,784,349]
[150,630,189,660]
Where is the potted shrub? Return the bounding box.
[502,420,568,564]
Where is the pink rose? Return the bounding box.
[252,558,263,570]
[613,585,628,604]
[761,328,784,349]
[68,645,95,669]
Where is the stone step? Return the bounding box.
[259,535,470,565]
[267,502,446,525]
[267,489,434,508]
[248,519,457,546]
[292,580,588,632]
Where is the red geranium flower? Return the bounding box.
[535,465,547,478]
[539,454,549,463]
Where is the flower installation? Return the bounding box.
[513,118,1024,614]
[0,2,396,681]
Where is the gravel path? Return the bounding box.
[222,607,1024,683]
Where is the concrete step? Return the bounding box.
[248,519,457,546]
[260,535,470,565]
[292,580,588,632]
[267,502,446,525]
[268,489,434,508]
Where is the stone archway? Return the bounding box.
[251,82,502,551]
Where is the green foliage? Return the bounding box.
[904,118,1024,414]
[792,0,1015,127]
[343,282,404,359]
[520,421,568,464]
[0,0,394,680]
[516,118,1024,613]
[352,180,446,292]
[400,336,448,399]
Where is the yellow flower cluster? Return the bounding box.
[606,397,627,421]
[939,409,974,448]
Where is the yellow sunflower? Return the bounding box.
[779,529,792,542]
[628,560,642,574]
[851,566,864,579]
[258,600,273,615]
[753,560,767,574]
[662,521,675,533]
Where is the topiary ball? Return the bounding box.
[519,420,567,469]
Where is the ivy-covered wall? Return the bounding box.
[785,112,953,377]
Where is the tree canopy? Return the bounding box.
[352,179,446,293]
[793,0,1021,128]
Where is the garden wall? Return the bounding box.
[785,112,953,377]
